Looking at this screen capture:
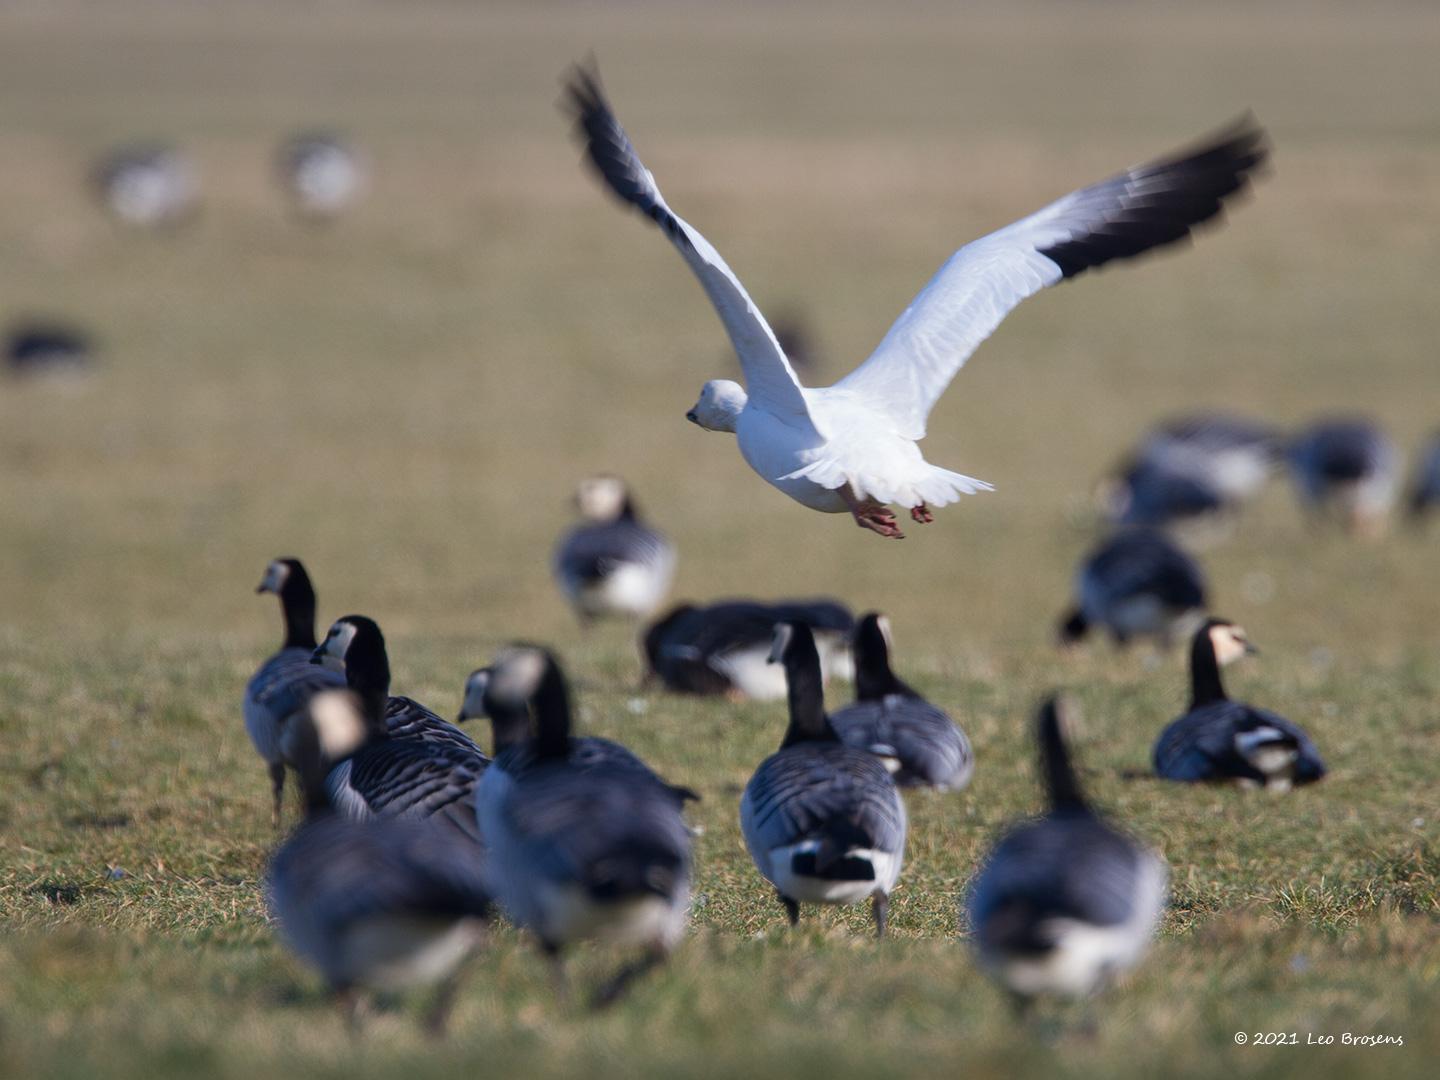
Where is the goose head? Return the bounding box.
[574,474,633,522]
[481,645,573,758]
[1204,619,1258,667]
[687,379,746,433]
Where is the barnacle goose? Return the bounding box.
[245,558,346,826]
[307,616,489,842]
[827,613,973,791]
[553,476,676,623]
[1153,619,1325,790]
[277,131,367,219]
[474,646,693,1004]
[92,142,197,228]
[1406,432,1440,521]
[1287,418,1400,536]
[642,598,855,700]
[1058,529,1208,649]
[966,696,1167,1000]
[266,691,490,1034]
[741,622,907,936]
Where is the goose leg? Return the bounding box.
[591,946,666,1010]
[777,891,800,926]
[336,986,368,1034]
[541,940,570,1002]
[269,762,286,829]
[909,503,934,524]
[872,892,889,938]
[840,484,905,539]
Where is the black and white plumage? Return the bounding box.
[1406,432,1440,521]
[92,143,197,228]
[5,320,94,378]
[741,622,907,936]
[552,476,676,622]
[245,558,346,827]
[1153,619,1325,790]
[642,598,855,700]
[1058,529,1209,648]
[473,646,693,1004]
[277,131,367,219]
[1287,418,1400,535]
[828,613,973,791]
[566,63,1267,539]
[966,696,1167,999]
[266,691,490,1034]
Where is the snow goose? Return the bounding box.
[641,598,854,700]
[1406,432,1440,522]
[741,622,907,936]
[266,691,490,1034]
[1153,619,1325,790]
[552,475,676,622]
[92,142,197,228]
[1287,418,1400,536]
[565,65,1268,538]
[277,131,367,219]
[828,613,973,790]
[245,558,346,826]
[966,696,1166,1001]
[473,646,693,1004]
[1058,529,1208,649]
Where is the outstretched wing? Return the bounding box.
[836,117,1269,440]
[564,65,818,432]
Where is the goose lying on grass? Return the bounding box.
[1058,529,1208,649]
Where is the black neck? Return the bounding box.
[618,495,639,522]
[485,702,533,755]
[853,615,916,701]
[532,654,573,760]
[778,625,837,748]
[341,622,393,728]
[280,569,318,649]
[1038,698,1087,813]
[1189,629,1229,708]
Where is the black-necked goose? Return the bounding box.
[567,64,1266,539]
[1154,619,1325,790]
[741,622,907,936]
[552,476,676,623]
[642,598,854,700]
[966,696,1167,999]
[1288,418,1400,536]
[245,558,346,826]
[266,691,490,1034]
[92,142,197,228]
[277,131,367,219]
[1058,529,1208,649]
[828,613,973,791]
[1406,432,1440,521]
[473,646,693,1004]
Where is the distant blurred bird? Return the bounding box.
[1287,418,1399,536]
[4,320,94,378]
[277,132,367,219]
[266,691,490,1034]
[552,476,676,623]
[566,63,1268,538]
[966,696,1166,1001]
[741,622,907,936]
[92,143,197,228]
[473,646,693,1005]
[1058,529,1208,649]
[642,598,855,700]
[828,613,974,790]
[1406,432,1440,522]
[1154,619,1325,790]
[246,558,346,827]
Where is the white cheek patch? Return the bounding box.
[324,620,358,662]
[488,649,546,707]
[461,671,491,719]
[577,477,627,521]
[261,561,289,593]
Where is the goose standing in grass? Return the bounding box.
[566,64,1267,538]
[474,646,693,1005]
[92,142,197,228]
[642,598,854,700]
[553,476,676,623]
[1058,529,1208,649]
[1406,432,1440,522]
[277,131,367,219]
[828,613,973,791]
[266,691,490,1034]
[1287,417,1400,536]
[245,558,346,826]
[741,622,907,936]
[966,696,1167,1001]
[1154,619,1325,790]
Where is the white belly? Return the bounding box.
[337,915,484,991]
[764,843,903,905]
[735,409,848,512]
[533,882,689,949]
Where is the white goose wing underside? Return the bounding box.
[565,66,819,435]
[836,118,1269,440]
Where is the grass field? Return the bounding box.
[2,1,1438,1076]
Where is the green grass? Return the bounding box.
[1,1,1439,1076]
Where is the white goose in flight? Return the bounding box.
[565,67,1268,538]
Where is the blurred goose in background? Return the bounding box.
[828,613,974,790]
[1406,432,1440,522]
[567,64,1267,538]
[92,142,197,228]
[642,598,854,700]
[553,476,676,623]
[277,131,367,219]
[475,647,692,1005]
[5,319,94,379]
[1154,619,1325,790]
[246,558,346,826]
[308,616,489,841]
[1287,417,1400,536]
[741,622,907,936]
[1058,529,1208,649]
[966,696,1166,1001]
[266,691,490,1034]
